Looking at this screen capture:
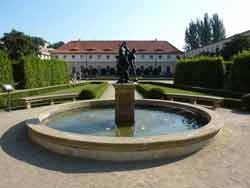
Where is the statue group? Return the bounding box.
[117,41,137,83]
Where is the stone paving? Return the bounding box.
[0,84,250,187]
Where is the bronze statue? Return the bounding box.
[117,42,137,83]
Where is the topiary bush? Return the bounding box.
[78,89,96,100]
[136,85,149,98]
[174,56,225,89]
[241,93,250,110]
[148,88,165,99]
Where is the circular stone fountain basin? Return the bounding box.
[26,99,223,161]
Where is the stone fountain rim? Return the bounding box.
[26,99,223,146]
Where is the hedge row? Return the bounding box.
[174,56,225,89]
[13,56,69,89]
[0,50,13,86]
[230,51,250,92]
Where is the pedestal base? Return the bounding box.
[113,83,136,127]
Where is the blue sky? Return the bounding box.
[1,0,250,50]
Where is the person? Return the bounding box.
[128,48,137,81]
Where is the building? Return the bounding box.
[51,40,183,79]
[38,42,53,60]
[185,30,250,58]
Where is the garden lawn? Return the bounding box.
[138,83,242,109]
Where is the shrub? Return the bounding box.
[0,50,13,86]
[230,51,250,92]
[136,85,149,98]
[242,93,250,110]
[148,88,165,99]
[174,56,225,89]
[78,89,96,100]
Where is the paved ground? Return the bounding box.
[0,85,250,187]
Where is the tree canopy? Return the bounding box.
[48,41,65,49]
[185,13,226,51]
[0,29,47,60]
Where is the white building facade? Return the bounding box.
[185,30,250,57]
[38,43,53,60]
[51,40,183,79]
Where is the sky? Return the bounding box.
[0,0,250,50]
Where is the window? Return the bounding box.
[141,55,144,59]
[89,55,92,59]
[63,55,67,59]
[80,55,83,59]
[98,55,102,59]
[158,55,162,59]
[72,55,75,59]
[55,55,58,59]
[106,55,110,59]
[167,55,171,59]
[150,55,154,59]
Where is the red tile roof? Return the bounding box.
[51,40,183,54]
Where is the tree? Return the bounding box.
[31,36,47,47]
[221,35,250,60]
[1,30,38,60]
[185,20,200,50]
[48,41,64,49]
[184,13,226,51]
[211,14,225,42]
[199,13,212,46]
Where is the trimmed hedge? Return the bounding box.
[174,56,225,89]
[13,56,69,89]
[0,50,13,86]
[136,85,149,98]
[78,89,96,99]
[77,82,108,100]
[230,51,250,92]
[148,88,165,99]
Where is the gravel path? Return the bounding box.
[100,82,143,100]
[0,103,250,187]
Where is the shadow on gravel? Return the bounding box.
[0,120,192,173]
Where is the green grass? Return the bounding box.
[140,84,207,96]
[0,82,108,110]
[137,83,243,109]
[43,82,108,99]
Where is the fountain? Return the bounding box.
[26,42,223,161]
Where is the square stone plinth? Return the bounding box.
[113,83,136,127]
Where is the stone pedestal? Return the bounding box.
[113,83,136,127]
